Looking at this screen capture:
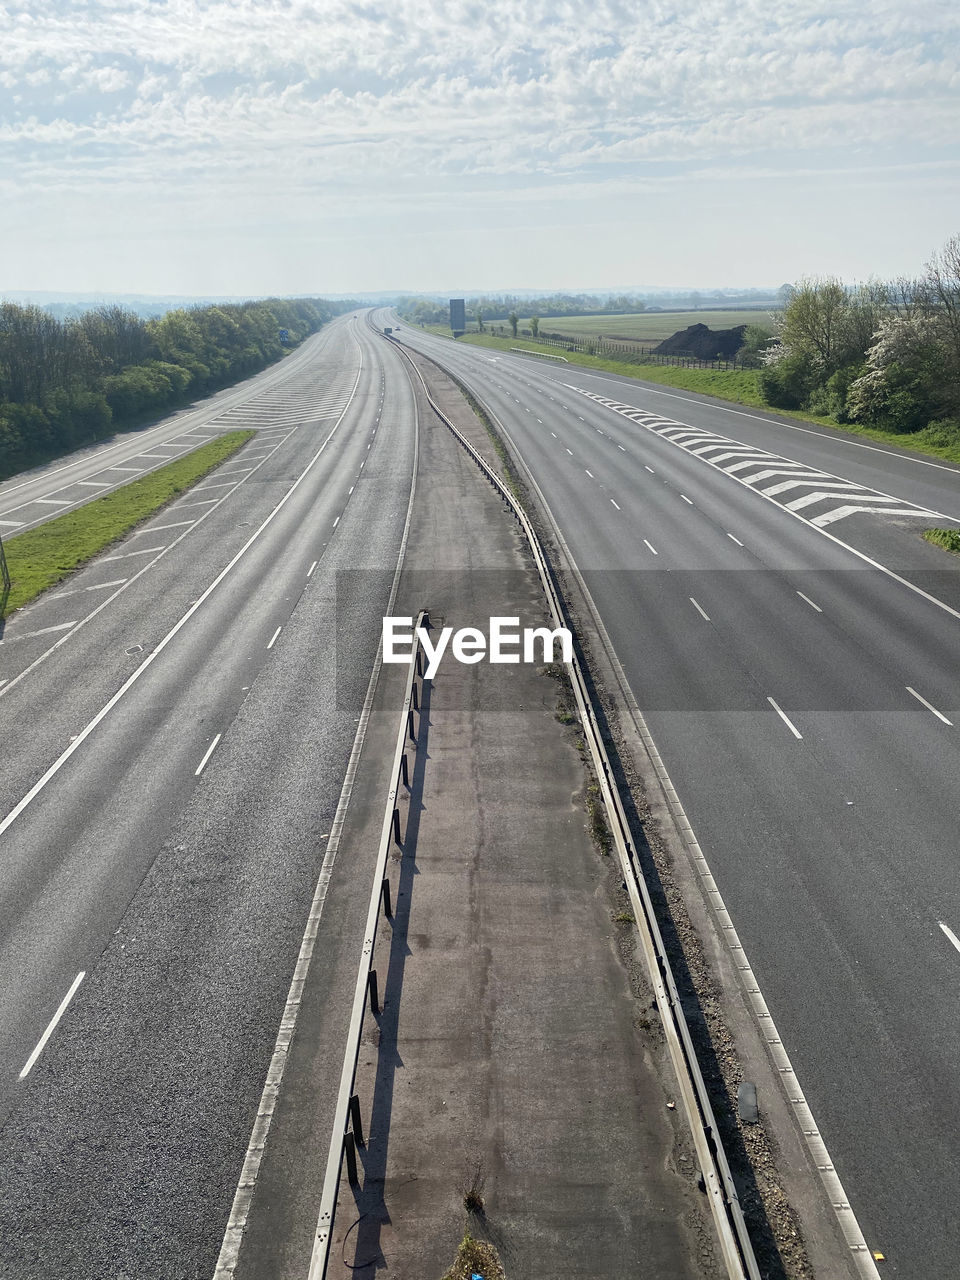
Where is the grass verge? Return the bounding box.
[923,528,960,556]
[1,430,254,618]
[418,326,960,467]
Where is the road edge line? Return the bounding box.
[210,328,420,1278]
[398,334,879,1279]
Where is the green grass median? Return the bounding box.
[923,528,960,556]
[1,430,254,618]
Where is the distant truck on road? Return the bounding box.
[383,326,393,335]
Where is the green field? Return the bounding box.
[488,309,780,343]
[1,431,254,618]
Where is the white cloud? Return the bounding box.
[0,0,956,289]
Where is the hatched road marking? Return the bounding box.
[568,386,952,530]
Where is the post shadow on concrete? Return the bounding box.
[344,673,433,1276]
[0,532,10,631]
[573,635,790,1280]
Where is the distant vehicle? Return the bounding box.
[384,326,393,335]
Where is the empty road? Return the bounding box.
[392,314,960,1279]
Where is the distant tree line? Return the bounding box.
[760,234,960,442]
[0,296,344,480]
[398,287,783,329]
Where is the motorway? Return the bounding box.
[0,315,420,1276]
[0,326,349,535]
[3,304,960,1278]
[386,315,960,1279]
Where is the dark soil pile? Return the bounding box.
[654,323,746,359]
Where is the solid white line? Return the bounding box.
[727,533,744,546]
[267,627,281,650]
[34,498,71,506]
[130,520,195,535]
[214,318,420,1280]
[19,971,85,1079]
[83,579,127,593]
[939,920,960,956]
[76,481,111,488]
[645,465,655,473]
[103,466,142,473]
[0,345,366,831]
[566,448,573,455]
[787,490,899,513]
[0,620,78,644]
[690,597,710,621]
[796,591,823,613]
[618,444,626,451]
[611,499,620,510]
[563,368,960,482]
[100,546,167,561]
[680,494,694,505]
[906,686,953,725]
[585,470,594,478]
[643,539,658,555]
[195,733,222,776]
[307,560,318,577]
[0,519,24,527]
[567,389,960,627]
[768,697,803,739]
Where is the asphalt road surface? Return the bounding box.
[389,314,960,1280]
[4,306,960,1279]
[0,324,346,534]
[0,315,419,1278]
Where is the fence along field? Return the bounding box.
[502,309,781,343]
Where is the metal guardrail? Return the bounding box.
[508,346,568,362]
[308,610,428,1279]
[387,334,762,1280]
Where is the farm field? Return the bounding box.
[499,308,780,342]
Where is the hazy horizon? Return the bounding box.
[2,1,957,295]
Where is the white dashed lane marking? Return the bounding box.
[195,733,222,776]
[797,591,823,613]
[768,697,803,739]
[906,686,953,725]
[690,597,710,621]
[569,386,951,529]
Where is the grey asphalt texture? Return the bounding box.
[232,343,721,1280]
[0,317,417,1278]
[392,318,960,1279]
[0,327,340,533]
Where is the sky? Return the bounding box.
[0,0,958,297]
